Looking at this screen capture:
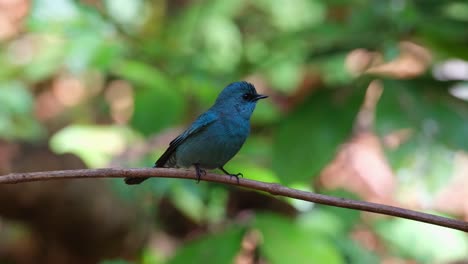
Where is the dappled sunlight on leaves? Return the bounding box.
[50,125,139,167]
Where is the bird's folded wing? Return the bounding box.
[155,111,218,167]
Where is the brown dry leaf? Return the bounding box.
[365,41,432,79]
[353,80,383,133]
[433,151,468,221]
[319,132,396,204]
[345,48,383,76]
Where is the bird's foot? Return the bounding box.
[219,167,243,184]
[228,172,242,184]
[194,164,206,183]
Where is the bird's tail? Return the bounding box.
[124,164,156,185]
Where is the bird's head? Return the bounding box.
[213,81,268,119]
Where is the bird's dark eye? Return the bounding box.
[242,93,253,101]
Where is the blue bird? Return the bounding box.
[125,81,268,185]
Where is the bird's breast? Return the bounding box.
[220,114,250,139]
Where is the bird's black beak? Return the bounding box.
[254,94,268,101]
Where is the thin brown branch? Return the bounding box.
[1,168,467,232]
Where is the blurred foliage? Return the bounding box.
[168,227,244,264]
[253,213,343,264]
[376,217,468,263]
[1,0,468,263]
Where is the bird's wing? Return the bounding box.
[155,111,218,167]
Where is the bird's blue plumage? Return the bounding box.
[125,81,267,184]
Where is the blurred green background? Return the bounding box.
[1,0,468,263]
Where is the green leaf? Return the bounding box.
[254,213,343,264]
[317,53,354,86]
[377,79,468,150]
[266,59,303,91]
[21,36,66,81]
[255,0,325,31]
[205,0,245,20]
[272,86,366,185]
[104,0,145,26]
[376,80,468,196]
[113,60,168,89]
[168,227,245,264]
[197,15,243,73]
[91,42,124,70]
[170,183,206,223]
[336,237,379,264]
[131,86,184,135]
[114,60,185,135]
[205,187,229,224]
[297,209,347,238]
[0,82,43,140]
[444,2,468,22]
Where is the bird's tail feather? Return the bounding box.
[124,164,156,185]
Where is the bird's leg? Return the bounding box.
[219,166,243,184]
[193,163,206,183]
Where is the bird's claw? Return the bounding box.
[219,167,243,184]
[228,173,242,184]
